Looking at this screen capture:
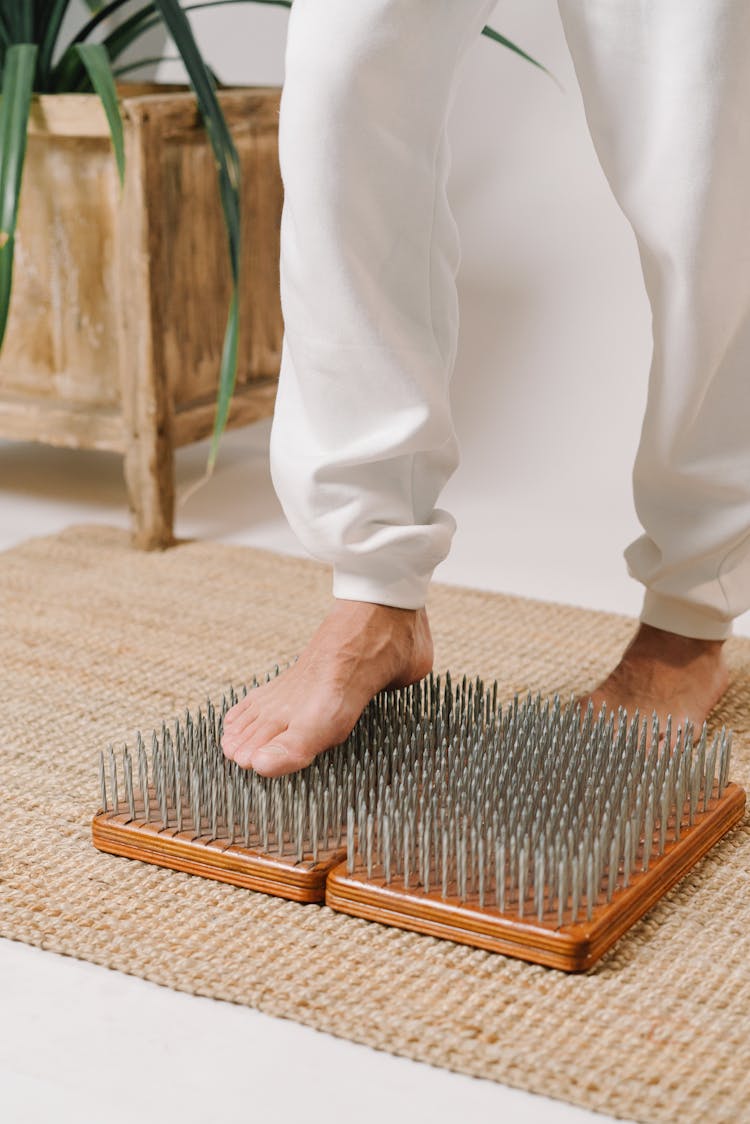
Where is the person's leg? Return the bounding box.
[222,0,497,776]
[557,0,750,727]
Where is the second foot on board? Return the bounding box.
[576,622,729,735]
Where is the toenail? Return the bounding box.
[256,742,289,757]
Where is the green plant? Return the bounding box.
[0,0,547,473]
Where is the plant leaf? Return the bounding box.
[0,43,37,348]
[112,52,225,87]
[36,0,72,90]
[208,285,239,471]
[97,1,290,72]
[74,43,126,187]
[112,53,182,77]
[182,0,291,9]
[71,0,135,47]
[481,24,558,84]
[4,3,34,42]
[99,8,162,68]
[151,0,241,470]
[0,9,13,47]
[51,0,147,91]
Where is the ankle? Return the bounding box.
[628,624,727,668]
[331,598,423,633]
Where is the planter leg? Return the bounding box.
[123,421,175,551]
[116,104,176,551]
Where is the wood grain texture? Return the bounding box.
[92,806,346,904]
[326,783,747,972]
[0,84,284,547]
[117,96,175,549]
[0,393,123,450]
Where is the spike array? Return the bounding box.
[93,670,352,900]
[333,674,734,924]
[92,669,745,968]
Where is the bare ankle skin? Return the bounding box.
[580,622,729,733]
[221,598,433,777]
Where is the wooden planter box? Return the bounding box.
[0,83,284,548]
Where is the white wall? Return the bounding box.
[157,1,651,616]
[63,1,750,632]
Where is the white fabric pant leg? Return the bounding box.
[557,0,750,640]
[270,0,497,609]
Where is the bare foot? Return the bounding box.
[580,622,729,733]
[221,599,433,777]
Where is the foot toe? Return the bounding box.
[223,711,260,745]
[228,717,286,764]
[247,743,295,777]
[246,728,320,778]
[223,694,255,725]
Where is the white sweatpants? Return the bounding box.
[269,0,750,641]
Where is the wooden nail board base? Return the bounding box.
[92,785,746,967]
[92,804,346,903]
[325,784,747,972]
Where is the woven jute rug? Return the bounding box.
[2,525,750,1123]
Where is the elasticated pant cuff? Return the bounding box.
[640,590,733,641]
[332,568,429,611]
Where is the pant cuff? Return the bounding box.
[639,590,733,641]
[332,568,430,611]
